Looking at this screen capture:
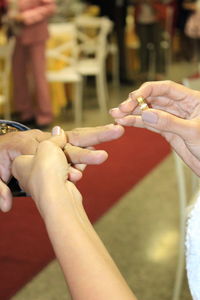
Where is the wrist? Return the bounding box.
[33,182,83,220]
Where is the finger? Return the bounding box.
[11,155,34,193]
[74,164,87,172]
[64,143,108,164]
[118,97,138,113]
[115,115,161,134]
[30,126,67,146]
[66,124,124,147]
[130,80,193,104]
[109,107,130,118]
[68,166,83,182]
[50,126,67,148]
[0,179,13,212]
[12,155,33,181]
[35,127,67,162]
[115,115,144,128]
[141,108,198,141]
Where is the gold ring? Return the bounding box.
[136,96,149,111]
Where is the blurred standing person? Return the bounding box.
[7,0,56,129]
[184,0,200,61]
[133,0,173,81]
[84,0,130,84]
[114,0,130,84]
[175,0,195,61]
[0,0,7,27]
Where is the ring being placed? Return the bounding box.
[136,96,149,111]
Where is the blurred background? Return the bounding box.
[1,1,200,300]
[0,0,200,130]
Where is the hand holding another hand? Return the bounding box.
[11,127,82,217]
[0,123,124,212]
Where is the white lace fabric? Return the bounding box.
[186,192,200,300]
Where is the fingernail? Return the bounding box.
[142,111,158,124]
[109,108,117,113]
[52,126,61,136]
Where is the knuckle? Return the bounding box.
[158,113,171,129]
[188,121,200,140]
[28,129,42,135]
[68,130,80,146]
[164,80,173,86]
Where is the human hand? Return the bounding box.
[110,80,200,176]
[7,11,23,22]
[11,127,82,217]
[0,124,124,212]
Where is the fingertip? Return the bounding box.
[68,169,83,182]
[0,197,12,213]
[93,150,108,164]
[52,126,61,136]
[50,126,67,147]
[115,118,127,125]
[109,108,117,115]
[109,108,120,117]
[119,98,135,112]
[0,181,13,212]
[107,123,125,138]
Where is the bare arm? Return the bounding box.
[42,186,137,300]
[11,128,137,300]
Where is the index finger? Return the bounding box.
[119,80,196,114]
[131,80,194,103]
[34,124,124,148]
[66,124,124,147]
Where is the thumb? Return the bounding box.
[12,155,33,184]
[49,126,67,148]
[141,109,195,140]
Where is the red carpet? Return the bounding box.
[0,127,170,299]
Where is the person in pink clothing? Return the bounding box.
[7,0,56,128]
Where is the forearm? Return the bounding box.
[21,2,56,25]
[39,186,137,300]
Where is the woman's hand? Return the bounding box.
[110,80,200,175]
[0,123,124,213]
[11,126,82,217]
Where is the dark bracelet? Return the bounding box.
[0,120,30,134]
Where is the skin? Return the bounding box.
[110,80,200,176]
[11,128,136,300]
[0,124,124,212]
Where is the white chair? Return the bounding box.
[0,37,15,120]
[74,16,114,117]
[172,76,200,300]
[46,23,83,125]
